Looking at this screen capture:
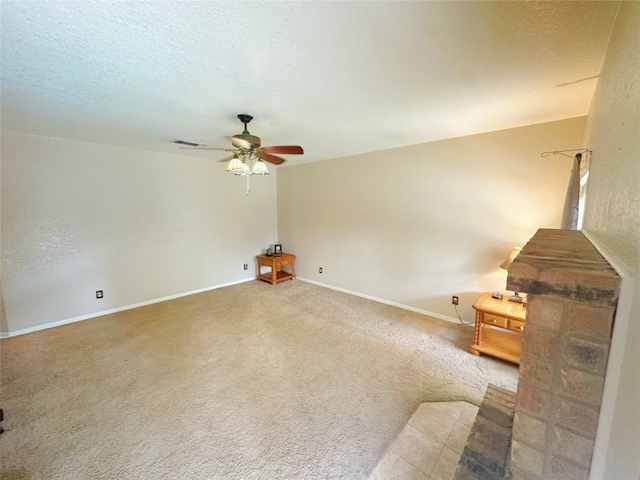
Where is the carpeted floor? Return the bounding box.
[0,280,517,479]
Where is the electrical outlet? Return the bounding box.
[96,290,103,299]
[243,264,248,270]
[452,295,459,305]
[319,267,323,274]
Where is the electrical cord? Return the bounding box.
[454,304,474,326]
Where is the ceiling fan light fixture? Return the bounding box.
[251,160,269,176]
[238,161,251,177]
[185,114,303,192]
[225,155,244,175]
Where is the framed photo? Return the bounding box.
[273,244,282,256]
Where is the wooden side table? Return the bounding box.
[256,253,296,285]
[469,292,526,364]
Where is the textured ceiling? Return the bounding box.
[1,1,620,165]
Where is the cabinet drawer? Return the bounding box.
[276,257,292,267]
[508,319,525,332]
[482,313,508,328]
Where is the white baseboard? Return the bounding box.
[0,277,255,339]
[296,277,463,325]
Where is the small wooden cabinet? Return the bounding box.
[469,292,526,364]
[256,253,296,285]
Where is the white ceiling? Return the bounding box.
[1,1,620,166]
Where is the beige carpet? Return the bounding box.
[0,280,517,479]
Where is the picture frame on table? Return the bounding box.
[273,244,282,256]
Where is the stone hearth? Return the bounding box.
[456,385,516,480]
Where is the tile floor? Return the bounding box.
[369,401,479,480]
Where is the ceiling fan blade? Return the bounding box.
[217,155,234,163]
[174,139,208,147]
[231,136,253,149]
[260,145,304,155]
[179,146,234,151]
[257,151,286,165]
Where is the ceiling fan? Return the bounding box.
[174,114,304,169]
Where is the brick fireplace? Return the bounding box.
[457,228,621,480]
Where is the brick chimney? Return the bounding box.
[506,229,620,480]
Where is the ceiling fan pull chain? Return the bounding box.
[246,175,251,195]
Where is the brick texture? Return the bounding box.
[511,467,542,480]
[560,368,605,406]
[521,327,561,362]
[512,413,546,448]
[549,457,590,480]
[507,229,620,308]
[518,355,554,387]
[511,440,544,477]
[504,229,620,480]
[552,399,599,438]
[567,304,615,340]
[455,385,515,480]
[515,381,550,418]
[526,297,563,331]
[552,427,595,468]
[565,337,609,374]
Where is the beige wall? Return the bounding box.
[0,148,5,332]
[1,133,278,334]
[277,118,586,322]
[581,2,640,479]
